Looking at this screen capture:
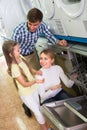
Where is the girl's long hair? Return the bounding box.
[2,40,30,89]
[2,40,18,75]
[2,40,18,74]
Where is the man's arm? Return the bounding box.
[42,22,67,46]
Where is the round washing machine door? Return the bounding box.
[20,0,37,14]
[36,0,55,19]
[0,0,28,37]
[20,0,55,19]
[55,0,85,18]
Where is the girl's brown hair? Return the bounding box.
[40,49,55,59]
[40,49,55,65]
[2,40,18,73]
[2,40,30,89]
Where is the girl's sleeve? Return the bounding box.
[11,64,21,78]
[58,66,74,88]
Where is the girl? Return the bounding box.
[37,49,75,104]
[2,40,52,130]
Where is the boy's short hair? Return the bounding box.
[27,8,43,22]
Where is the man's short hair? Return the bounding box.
[27,8,43,22]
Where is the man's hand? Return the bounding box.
[58,40,67,46]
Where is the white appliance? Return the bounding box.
[28,0,87,43]
[0,0,87,42]
[53,0,86,38]
[0,0,32,37]
[53,0,87,43]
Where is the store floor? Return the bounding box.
[0,56,54,130]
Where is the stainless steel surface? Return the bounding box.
[49,42,87,56]
[64,97,87,122]
[41,96,87,130]
[70,44,87,56]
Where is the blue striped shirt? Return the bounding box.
[12,22,58,55]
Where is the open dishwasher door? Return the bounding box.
[41,96,87,130]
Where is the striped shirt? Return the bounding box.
[12,22,58,55]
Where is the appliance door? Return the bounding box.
[0,0,33,37]
[20,0,55,19]
[54,0,85,18]
[35,0,55,19]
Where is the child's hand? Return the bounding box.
[36,70,42,75]
[70,73,78,80]
[36,78,45,84]
[35,74,44,83]
[50,84,62,90]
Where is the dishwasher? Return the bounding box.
[41,42,87,130]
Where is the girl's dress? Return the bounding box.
[11,57,45,124]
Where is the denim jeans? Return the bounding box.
[41,89,72,105]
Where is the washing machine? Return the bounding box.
[20,0,67,36]
[51,0,87,44]
[31,0,67,36]
[41,0,87,44]
[28,0,87,44]
[0,0,33,37]
[19,0,40,15]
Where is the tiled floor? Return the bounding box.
[0,56,54,130]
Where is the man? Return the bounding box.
[12,8,67,69]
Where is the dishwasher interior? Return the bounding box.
[40,42,87,130]
[42,96,87,130]
[49,43,87,95]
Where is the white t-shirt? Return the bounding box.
[36,65,74,101]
